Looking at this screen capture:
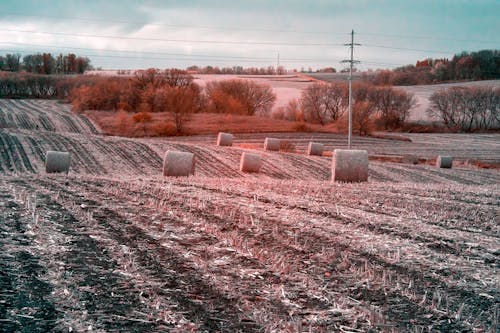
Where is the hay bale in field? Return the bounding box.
[264,137,280,151]
[240,152,261,173]
[436,155,453,168]
[45,151,71,174]
[332,149,368,182]
[307,142,324,156]
[216,132,233,146]
[162,150,195,177]
[402,154,419,164]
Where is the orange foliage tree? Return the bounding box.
[205,79,276,116]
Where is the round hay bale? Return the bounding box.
[402,154,419,164]
[240,152,261,173]
[217,132,234,146]
[264,137,280,151]
[307,142,324,156]
[163,150,195,177]
[436,155,453,168]
[332,149,368,182]
[45,151,71,174]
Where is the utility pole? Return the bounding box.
[341,30,360,149]
[276,51,280,74]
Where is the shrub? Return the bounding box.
[205,79,276,116]
[132,111,153,136]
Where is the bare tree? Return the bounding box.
[156,85,203,134]
[164,69,194,87]
[300,82,348,125]
[372,86,416,129]
[428,86,499,131]
[353,100,377,135]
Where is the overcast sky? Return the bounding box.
[0,0,498,71]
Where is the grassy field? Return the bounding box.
[0,98,499,332]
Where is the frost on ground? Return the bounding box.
[0,99,499,332]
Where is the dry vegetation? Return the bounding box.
[0,98,499,332]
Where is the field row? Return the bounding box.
[1,174,498,332]
[0,99,99,134]
[1,129,499,186]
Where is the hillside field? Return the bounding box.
[0,99,499,332]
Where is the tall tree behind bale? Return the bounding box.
[162,151,195,177]
[45,151,70,174]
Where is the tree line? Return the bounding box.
[367,49,499,86]
[69,68,276,134]
[274,82,417,134]
[0,52,92,74]
[428,86,499,132]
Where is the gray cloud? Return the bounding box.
[0,0,498,70]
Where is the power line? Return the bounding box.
[0,12,348,36]
[362,44,453,55]
[0,45,407,67]
[0,44,412,68]
[357,32,497,44]
[0,48,346,64]
[0,42,332,62]
[3,12,497,45]
[0,28,344,47]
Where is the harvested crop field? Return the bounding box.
[1,99,499,332]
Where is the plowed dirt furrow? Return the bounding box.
[0,132,35,173]
[183,178,499,257]
[129,180,488,331]
[20,177,265,332]
[51,177,381,331]
[61,115,80,133]
[171,144,242,177]
[74,177,491,331]
[37,114,55,132]
[3,180,171,332]
[77,114,100,134]
[282,154,330,180]
[0,109,7,128]
[0,132,13,172]
[154,179,498,293]
[0,186,58,332]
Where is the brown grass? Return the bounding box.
[85,111,341,137]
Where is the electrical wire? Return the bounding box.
[0,12,348,35]
[0,28,344,47]
[357,32,497,44]
[0,48,346,64]
[0,42,328,62]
